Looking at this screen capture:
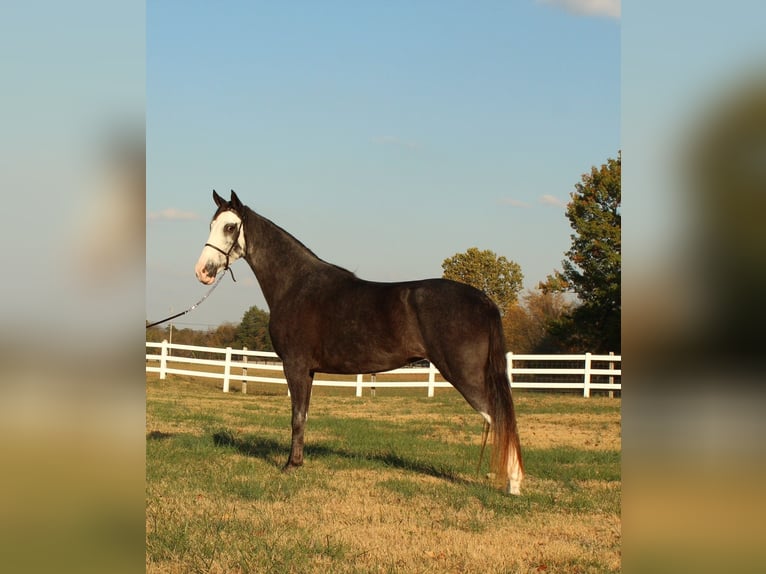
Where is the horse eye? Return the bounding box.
[224,224,235,233]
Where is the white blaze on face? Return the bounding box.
[194,211,244,284]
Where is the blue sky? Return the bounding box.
[146,1,620,328]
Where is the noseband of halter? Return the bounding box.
[204,216,243,282]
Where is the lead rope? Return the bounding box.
[145,269,233,329]
[147,221,243,329]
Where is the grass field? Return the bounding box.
[146,373,621,573]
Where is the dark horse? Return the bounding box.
[194,190,524,494]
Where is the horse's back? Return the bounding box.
[405,278,503,380]
[408,278,501,328]
[271,273,501,374]
[359,277,501,346]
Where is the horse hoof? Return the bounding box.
[282,462,302,473]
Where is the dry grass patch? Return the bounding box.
[275,468,620,573]
[523,413,621,451]
[147,376,621,573]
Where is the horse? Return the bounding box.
[194,190,524,495]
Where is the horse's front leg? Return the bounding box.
[283,367,314,472]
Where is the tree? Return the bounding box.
[502,289,572,353]
[146,325,166,343]
[502,302,536,353]
[538,273,569,295]
[206,322,238,348]
[235,306,273,351]
[441,247,524,313]
[552,153,621,352]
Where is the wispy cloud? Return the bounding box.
[540,194,566,207]
[499,197,532,208]
[147,208,199,221]
[538,0,620,19]
[372,136,420,150]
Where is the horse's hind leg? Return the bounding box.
[283,365,314,471]
[432,358,493,421]
[432,360,495,442]
[434,359,523,495]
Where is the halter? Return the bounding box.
[145,213,243,330]
[204,218,243,282]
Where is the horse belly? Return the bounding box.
[317,294,425,374]
[317,323,424,374]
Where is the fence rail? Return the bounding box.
[146,341,621,398]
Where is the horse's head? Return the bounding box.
[194,190,246,284]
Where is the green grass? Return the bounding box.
[147,374,621,573]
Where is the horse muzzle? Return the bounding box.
[194,259,218,284]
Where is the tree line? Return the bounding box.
[146,307,271,352]
[148,153,620,355]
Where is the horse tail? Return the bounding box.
[486,317,524,491]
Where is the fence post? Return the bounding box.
[583,352,592,398]
[356,374,363,397]
[241,347,248,395]
[506,352,513,390]
[223,347,232,393]
[159,339,168,380]
[608,351,614,399]
[427,362,436,398]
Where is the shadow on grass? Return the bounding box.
[146,430,174,440]
[211,429,471,485]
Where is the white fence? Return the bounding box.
[146,341,621,398]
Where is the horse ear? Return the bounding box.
[213,189,226,208]
[230,189,243,212]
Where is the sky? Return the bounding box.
[146,0,620,329]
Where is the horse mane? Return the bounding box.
[242,205,357,279]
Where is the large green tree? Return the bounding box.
[441,247,523,313]
[235,306,273,351]
[546,153,621,352]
